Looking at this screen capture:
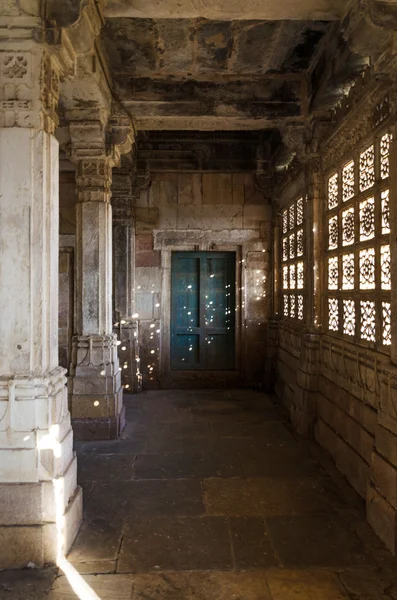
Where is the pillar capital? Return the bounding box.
[76,157,113,203]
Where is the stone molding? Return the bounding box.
[76,158,113,203]
[0,49,61,133]
[322,77,391,172]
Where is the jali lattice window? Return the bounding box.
[282,197,305,321]
[325,130,392,348]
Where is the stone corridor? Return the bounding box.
[2,389,397,599]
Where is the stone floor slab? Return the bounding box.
[230,517,277,568]
[204,477,269,516]
[77,455,135,482]
[68,517,123,561]
[131,570,273,600]
[60,389,397,600]
[338,568,393,600]
[84,479,205,520]
[117,517,232,572]
[48,574,134,600]
[266,514,371,567]
[134,452,243,479]
[0,568,56,600]
[266,569,350,600]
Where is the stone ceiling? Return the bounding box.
[85,0,368,170]
[102,17,333,131]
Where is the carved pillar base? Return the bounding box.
[68,334,125,440]
[0,369,82,569]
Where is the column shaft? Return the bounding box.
[68,158,124,440]
[0,48,81,568]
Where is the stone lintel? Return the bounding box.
[104,0,344,20]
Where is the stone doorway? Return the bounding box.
[171,251,236,371]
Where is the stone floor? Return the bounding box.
[2,389,397,599]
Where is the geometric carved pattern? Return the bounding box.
[290,294,296,319]
[281,196,306,320]
[329,215,338,249]
[381,244,391,290]
[325,129,391,351]
[380,133,392,180]
[297,261,304,289]
[283,266,288,289]
[328,298,339,331]
[283,237,288,261]
[297,197,304,225]
[289,204,295,230]
[283,294,289,317]
[4,55,28,79]
[359,145,375,192]
[328,173,339,209]
[382,302,391,346]
[297,229,304,257]
[342,207,355,246]
[381,189,390,234]
[290,264,296,290]
[359,247,376,290]
[283,209,288,234]
[342,160,355,202]
[343,299,355,336]
[360,197,375,241]
[289,233,295,259]
[297,295,304,321]
[328,256,338,290]
[360,300,376,342]
[342,253,355,290]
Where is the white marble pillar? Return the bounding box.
[68,156,125,439]
[0,48,82,568]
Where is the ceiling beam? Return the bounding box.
[104,0,345,21]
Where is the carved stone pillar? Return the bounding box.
[305,152,324,330]
[0,42,82,566]
[112,159,138,392]
[68,121,125,440]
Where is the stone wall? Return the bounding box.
[273,80,397,553]
[133,172,272,389]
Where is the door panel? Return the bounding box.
[171,252,235,370]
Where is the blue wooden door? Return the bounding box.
[171,252,235,370]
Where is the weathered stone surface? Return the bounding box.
[266,514,370,567]
[230,517,277,568]
[267,569,349,600]
[0,569,57,600]
[130,571,273,600]
[48,574,134,600]
[68,517,123,562]
[117,517,232,572]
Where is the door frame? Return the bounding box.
[155,237,244,386]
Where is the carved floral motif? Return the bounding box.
[3,55,27,79]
